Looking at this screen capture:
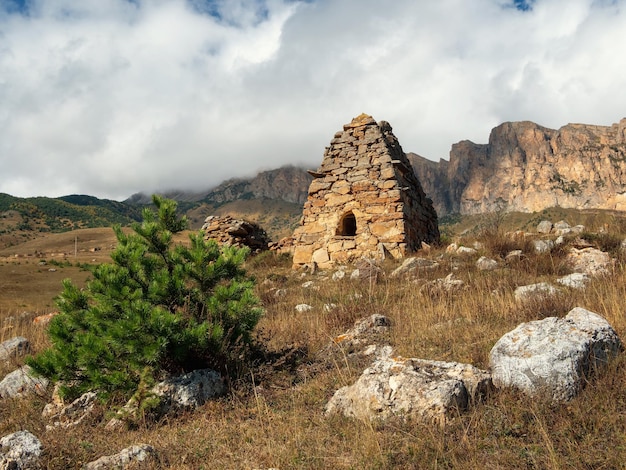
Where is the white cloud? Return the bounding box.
[1,0,626,199]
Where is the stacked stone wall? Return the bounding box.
[291,114,439,268]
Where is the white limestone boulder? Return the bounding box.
[566,247,614,276]
[514,282,558,303]
[556,273,590,290]
[84,444,156,469]
[0,430,42,470]
[476,256,498,271]
[489,307,622,402]
[325,356,491,424]
[0,366,48,399]
[0,337,29,363]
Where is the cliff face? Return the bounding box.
[414,118,626,215]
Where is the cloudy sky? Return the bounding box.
[1,0,625,200]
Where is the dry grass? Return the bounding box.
[1,228,626,468]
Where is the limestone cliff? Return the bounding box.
[413,118,626,215]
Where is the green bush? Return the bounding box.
[27,195,262,401]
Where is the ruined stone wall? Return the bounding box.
[291,114,439,269]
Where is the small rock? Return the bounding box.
[301,281,315,289]
[332,270,346,281]
[0,337,29,362]
[553,220,571,231]
[295,304,313,313]
[350,258,383,283]
[43,391,98,430]
[505,250,523,262]
[84,444,157,470]
[514,282,558,303]
[533,239,554,253]
[456,246,477,255]
[323,303,337,312]
[421,273,465,294]
[556,273,590,290]
[476,256,497,271]
[536,220,553,234]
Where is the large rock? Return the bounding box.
[325,355,491,424]
[566,247,614,275]
[84,444,156,470]
[0,430,42,470]
[0,337,29,362]
[0,366,48,399]
[107,368,225,428]
[489,307,623,402]
[151,368,225,414]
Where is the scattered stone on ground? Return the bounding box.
[0,336,29,362]
[456,246,478,255]
[295,304,313,313]
[489,307,623,402]
[0,430,42,470]
[325,356,492,424]
[330,314,392,353]
[505,250,523,262]
[390,257,439,278]
[566,247,614,275]
[350,258,383,283]
[107,369,225,428]
[533,239,554,253]
[83,444,157,470]
[556,273,590,290]
[0,366,48,399]
[332,270,346,281]
[420,273,465,295]
[476,256,497,271]
[536,220,553,234]
[514,282,558,303]
[42,389,98,430]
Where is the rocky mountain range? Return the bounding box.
[410,118,626,215]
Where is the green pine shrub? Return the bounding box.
[26,195,262,401]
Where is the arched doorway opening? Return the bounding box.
[336,212,357,236]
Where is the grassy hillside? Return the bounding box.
[1,211,626,468]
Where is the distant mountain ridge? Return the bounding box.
[125,165,312,206]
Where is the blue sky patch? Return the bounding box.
[513,0,535,11]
